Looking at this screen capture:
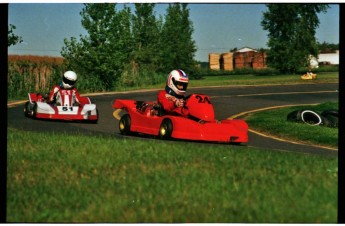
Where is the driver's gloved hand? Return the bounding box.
[175,99,185,107]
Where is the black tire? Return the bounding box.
[300,110,322,125]
[119,114,131,135]
[287,110,302,122]
[24,101,31,117]
[320,115,333,127]
[321,109,338,127]
[159,118,173,140]
[32,102,38,118]
[24,101,36,117]
[321,109,338,117]
[91,109,99,124]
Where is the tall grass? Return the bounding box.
[7,55,167,98]
[8,55,65,99]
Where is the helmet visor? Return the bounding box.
[63,76,77,86]
[173,78,188,91]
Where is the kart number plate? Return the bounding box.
[57,106,79,115]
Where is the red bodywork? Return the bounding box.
[24,91,98,122]
[113,94,248,143]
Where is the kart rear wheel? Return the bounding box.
[159,118,173,140]
[90,109,99,124]
[119,114,131,135]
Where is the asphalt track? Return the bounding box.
[8,83,339,157]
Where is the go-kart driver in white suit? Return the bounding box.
[48,71,82,106]
[157,69,189,117]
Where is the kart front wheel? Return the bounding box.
[24,101,31,117]
[24,101,36,117]
[119,114,131,135]
[159,118,173,140]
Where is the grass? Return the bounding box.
[189,72,338,87]
[244,102,339,148]
[7,128,338,223]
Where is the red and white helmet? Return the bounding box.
[62,71,77,89]
[166,69,189,96]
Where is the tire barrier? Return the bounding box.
[287,109,338,127]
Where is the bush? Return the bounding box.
[117,68,166,89]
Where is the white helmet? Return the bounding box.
[62,71,77,89]
[166,69,189,96]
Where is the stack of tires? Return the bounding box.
[287,109,338,127]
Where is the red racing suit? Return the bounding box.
[157,90,189,117]
[48,85,81,106]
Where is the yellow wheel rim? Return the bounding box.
[119,122,125,130]
[160,127,166,136]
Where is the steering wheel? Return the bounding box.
[183,94,192,101]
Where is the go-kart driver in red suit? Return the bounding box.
[48,71,82,106]
[157,69,189,117]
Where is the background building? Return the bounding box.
[209,47,339,71]
[209,47,267,71]
[318,50,339,65]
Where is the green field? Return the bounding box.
[7,128,338,223]
[7,72,339,223]
[189,72,338,88]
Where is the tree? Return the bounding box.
[61,3,199,90]
[131,3,161,72]
[61,3,133,91]
[8,24,22,47]
[261,4,329,73]
[317,41,339,53]
[160,3,197,75]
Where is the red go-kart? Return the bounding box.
[24,90,98,122]
[112,93,248,143]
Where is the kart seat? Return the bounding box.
[135,101,165,116]
[152,103,165,116]
[136,101,148,113]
